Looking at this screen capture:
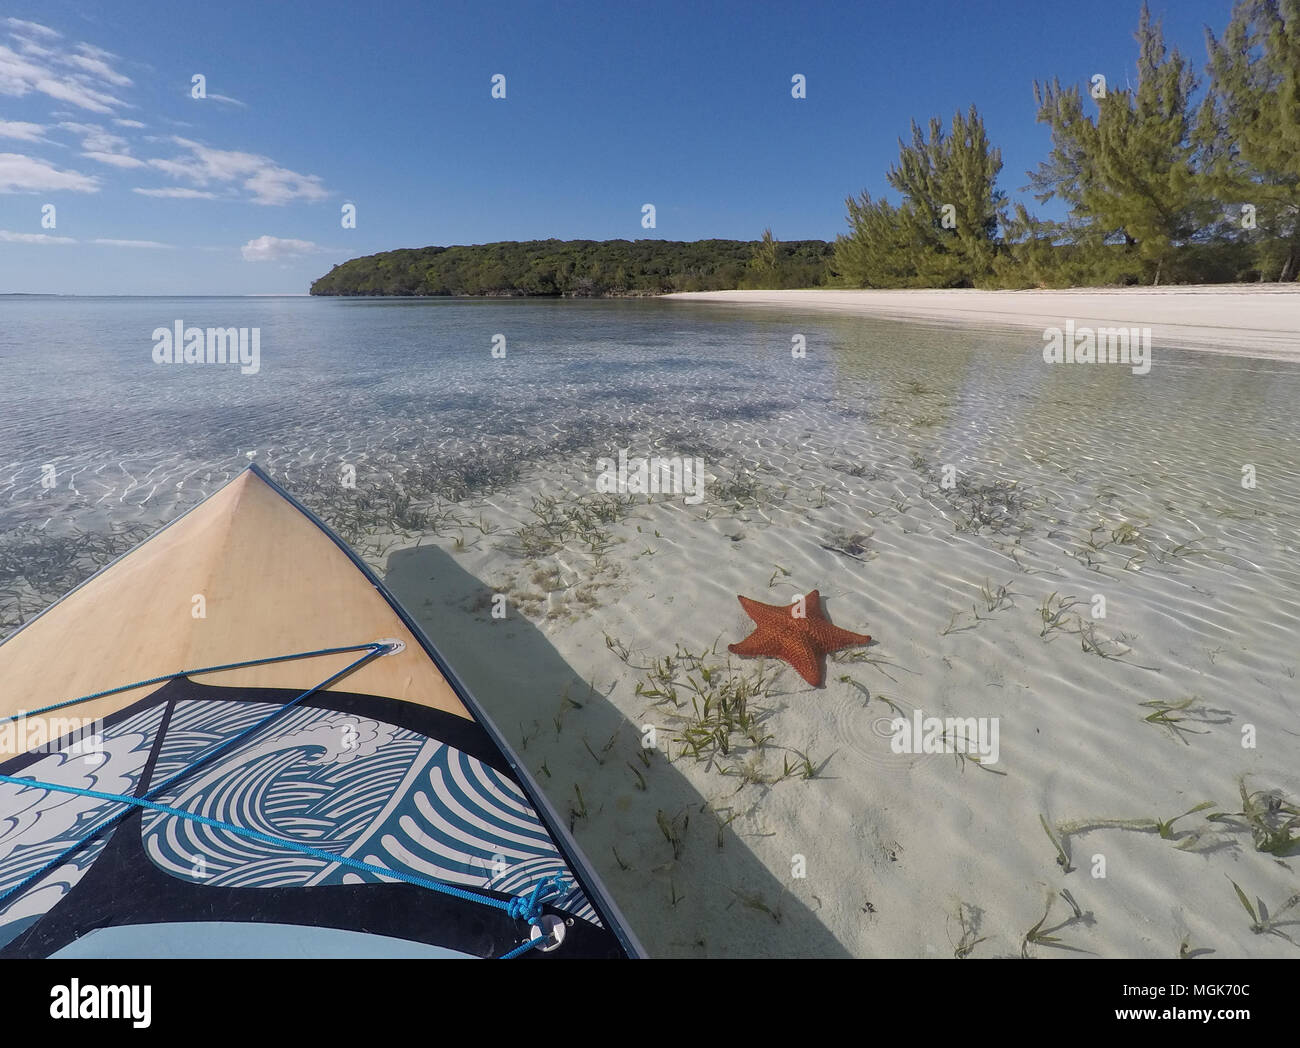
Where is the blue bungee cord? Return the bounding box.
[499,876,568,958]
[0,642,389,725]
[0,643,566,958]
[0,643,390,911]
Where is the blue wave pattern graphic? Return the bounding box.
[0,704,166,939]
[140,700,600,925]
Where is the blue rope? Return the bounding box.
[0,776,567,959]
[498,934,551,959]
[495,876,567,959]
[0,776,554,916]
[507,875,565,922]
[0,642,390,724]
[0,643,388,912]
[0,641,567,957]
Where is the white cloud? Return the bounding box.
[0,43,126,113]
[152,138,328,205]
[146,155,205,180]
[0,119,45,142]
[242,163,328,206]
[83,150,145,168]
[5,20,60,60]
[33,74,122,112]
[12,38,54,58]
[93,237,171,248]
[0,151,98,192]
[4,19,60,40]
[1,26,330,208]
[0,228,75,244]
[241,235,322,261]
[59,120,125,151]
[65,43,131,86]
[0,22,131,114]
[132,186,218,199]
[58,120,142,167]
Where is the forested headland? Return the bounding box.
[309,236,832,296]
[313,0,1298,296]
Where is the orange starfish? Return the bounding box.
[727,589,872,687]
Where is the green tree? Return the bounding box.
[745,228,783,287]
[835,106,1006,288]
[1028,4,1203,285]
[1199,0,1300,281]
[1017,78,1129,283]
[832,192,920,287]
[885,105,1007,285]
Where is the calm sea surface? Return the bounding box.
[4,294,1299,611]
[4,295,1298,511]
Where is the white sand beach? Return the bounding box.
[664,286,1300,361]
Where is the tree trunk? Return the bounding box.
[1279,245,1297,284]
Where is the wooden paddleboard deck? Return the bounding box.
[0,465,641,959]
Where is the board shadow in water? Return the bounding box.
[384,545,852,958]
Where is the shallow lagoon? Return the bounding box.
[3,296,1297,956]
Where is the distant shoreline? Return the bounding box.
[0,292,312,298]
[663,286,1300,363]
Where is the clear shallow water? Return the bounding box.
[4,296,1298,577]
[3,296,1299,956]
[4,295,1298,523]
[0,296,827,515]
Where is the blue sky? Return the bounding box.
[0,0,1239,294]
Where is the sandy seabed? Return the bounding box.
[373,291,1300,957]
